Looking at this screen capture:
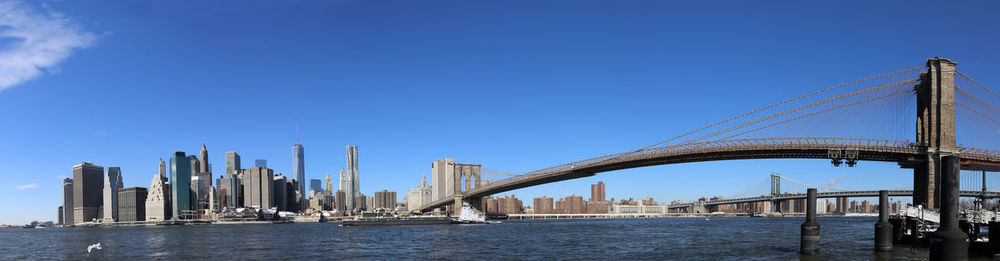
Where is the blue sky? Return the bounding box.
[1,0,999,224]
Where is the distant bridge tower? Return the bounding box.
[903,58,958,209]
[770,173,781,212]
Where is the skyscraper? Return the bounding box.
[102,167,123,222]
[146,159,171,221]
[200,143,209,173]
[117,187,148,222]
[324,174,332,193]
[406,175,433,211]
[309,179,322,195]
[272,175,287,211]
[73,162,104,224]
[338,168,346,194]
[170,152,192,220]
[62,178,74,225]
[590,181,606,202]
[255,159,267,168]
[226,152,241,176]
[195,144,213,211]
[225,151,241,207]
[374,190,397,210]
[344,145,359,211]
[431,158,455,201]
[293,142,304,201]
[242,167,274,209]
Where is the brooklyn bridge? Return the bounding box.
[418,58,1000,214]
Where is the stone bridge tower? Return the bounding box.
[908,57,958,209]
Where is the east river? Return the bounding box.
[2,217,994,260]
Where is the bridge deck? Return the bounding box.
[419,139,1000,211]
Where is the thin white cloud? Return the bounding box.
[0,0,97,91]
[16,183,38,190]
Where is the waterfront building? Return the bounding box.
[242,167,274,209]
[62,178,74,225]
[556,195,586,214]
[217,176,232,209]
[255,159,267,168]
[485,195,523,214]
[533,196,554,214]
[170,152,192,220]
[611,202,671,214]
[118,187,148,222]
[146,160,171,221]
[293,141,305,202]
[344,145,360,211]
[309,179,322,195]
[57,206,63,225]
[335,190,347,211]
[273,175,288,211]
[406,175,433,211]
[586,200,611,214]
[73,162,104,224]
[431,158,455,201]
[102,167,123,222]
[285,179,300,212]
[590,181,606,202]
[374,190,396,210]
[355,193,368,212]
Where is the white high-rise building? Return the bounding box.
[343,145,360,211]
[145,164,171,221]
[407,175,433,211]
[102,167,123,222]
[431,158,455,201]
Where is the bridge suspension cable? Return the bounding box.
[482,168,521,177]
[683,78,917,144]
[719,88,913,140]
[632,66,927,151]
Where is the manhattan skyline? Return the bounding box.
[2,1,1000,225]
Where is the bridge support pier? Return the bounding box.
[800,188,819,255]
[452,195,463,216]
[874,190,892,252]
[928,156,968,260]
[990,221,999,256]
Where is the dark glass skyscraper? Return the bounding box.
[293,143,304,201]
[170,151,192,220]
[73,162,103,224]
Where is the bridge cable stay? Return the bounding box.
[718,89,913,141]
[626,66,927,152]
[954,71,1000,151]
[743,91,912,142]
[526,67,928,176]
[681,78,919,144]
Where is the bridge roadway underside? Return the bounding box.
[418,142,1000,212]
[667,190,1000,209]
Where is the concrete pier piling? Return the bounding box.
[875,190,892,252]
[800,188,819,255]
[928,156,969,260]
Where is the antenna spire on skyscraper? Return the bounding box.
[296,124,300,144]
